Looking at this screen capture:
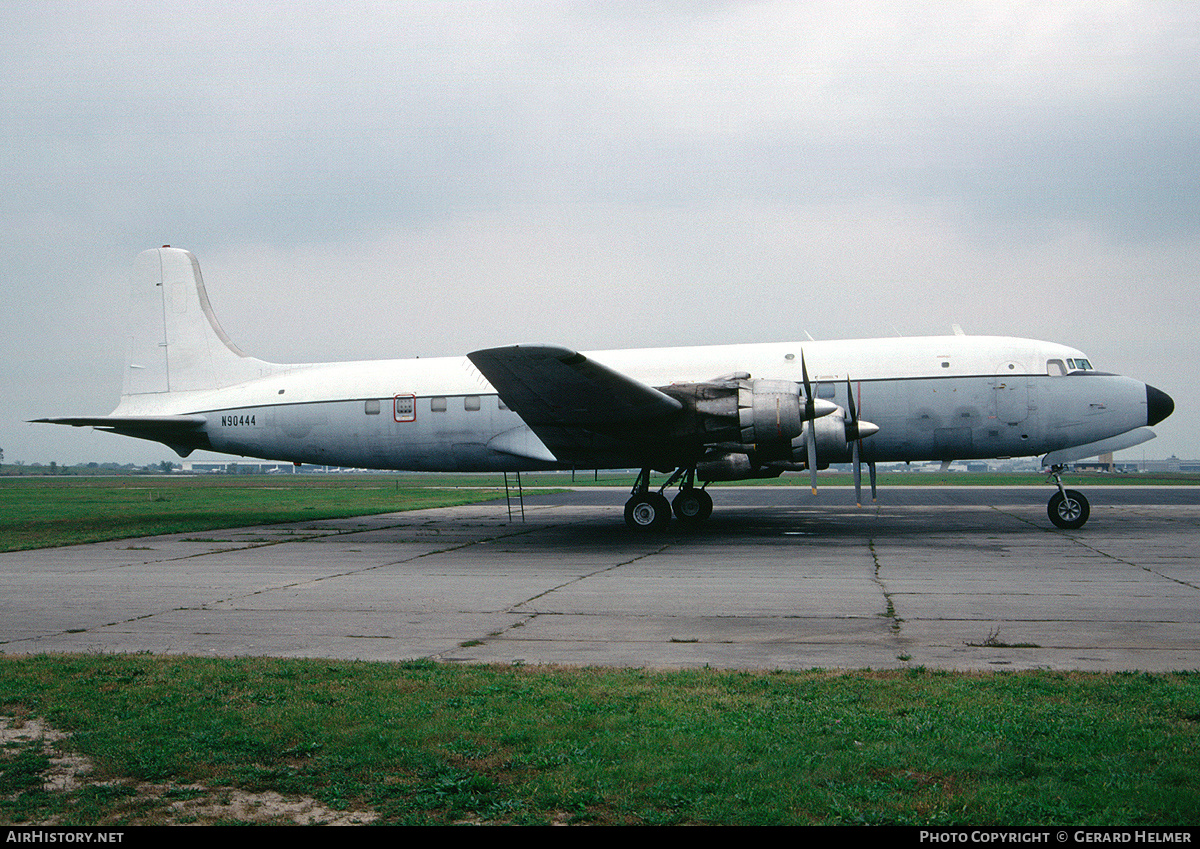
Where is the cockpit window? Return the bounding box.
[1066,358,1094,371]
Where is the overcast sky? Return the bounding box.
[3,1,1197,466]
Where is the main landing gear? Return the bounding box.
[624,467,713,530]
[1046,465,1090,530]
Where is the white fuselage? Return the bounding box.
[110,335,1151,472]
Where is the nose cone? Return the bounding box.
[1146,384,1174,426]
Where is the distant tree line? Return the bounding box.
[0,459,179,476]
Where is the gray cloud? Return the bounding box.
[3,1,1197,464]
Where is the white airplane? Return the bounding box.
[38,247,1174,531]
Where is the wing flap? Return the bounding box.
[486,424,558,463]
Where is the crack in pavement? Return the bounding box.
[3,519,543,647]
[435,541,674,655]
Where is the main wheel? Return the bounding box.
[625,492,671,530]
[1048,489,1090,530]
[672,488,713,524]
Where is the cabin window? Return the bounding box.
[817,383,836,400]
[364,399,380,415]
[498,397,509,411]
[1047,359,1067,376]
[430,396,447,413]
[464,396,481,412]
[394,395,416,422]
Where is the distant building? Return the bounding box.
[179,461,373,474]
[1070,455,1200,473]
[1137,456,1200,473]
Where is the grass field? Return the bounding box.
[0,475,510,552]
[2,655,1198,826]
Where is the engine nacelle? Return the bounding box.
[737,379,804,446]
[790,409,881,469]
[662,377,808,449]
[661,376,879,478]
[696,452,786,482]
[792,411,851,466]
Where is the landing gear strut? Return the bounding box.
[1046,465,1090,530]
[671,468,713,524]
[624,467,713,530]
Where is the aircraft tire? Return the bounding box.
[625,493,671,530]
[1048,489,1090,530]
[672,489,713,523]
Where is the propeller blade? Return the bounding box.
[801,349,814,420]
[799,351,838,418]
[845,378,862,506]
[800,350,817,494]
[807,423,818,495]
[855,381,878,503]
[852,438,862,507]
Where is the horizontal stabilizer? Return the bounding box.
[1041,427,1156,467]
[32,415,210,458]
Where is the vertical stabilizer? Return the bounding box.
[122,248,273,396]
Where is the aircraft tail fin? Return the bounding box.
[122,247,274,396]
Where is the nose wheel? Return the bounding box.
[1046,466,1090,530]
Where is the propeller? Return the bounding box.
[843,377,880,506]
[801,351,818,494]
[801,351,873,499]
[846,378,862,506]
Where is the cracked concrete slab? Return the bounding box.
[1,486,1198,671]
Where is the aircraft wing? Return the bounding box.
[467,345,683,465]
[467,345,682,426]
[32,415,210,457]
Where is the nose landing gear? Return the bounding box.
[1046,465,1090,530]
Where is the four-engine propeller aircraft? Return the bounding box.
[37,247,1174,530]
